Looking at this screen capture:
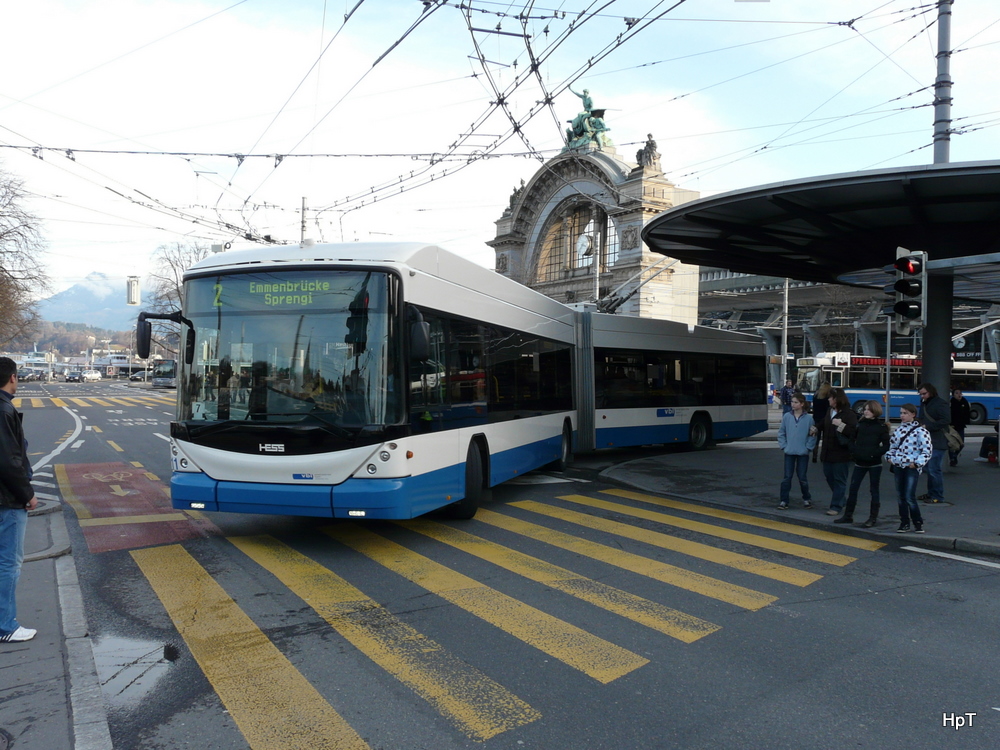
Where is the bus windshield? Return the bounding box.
[152,360,176,379]
[179,269,403,428]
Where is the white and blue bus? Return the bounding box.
[151,359,178,389]
[137,242,767,520]
[796,353,999,423]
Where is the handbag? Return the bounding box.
[944,425,964,453]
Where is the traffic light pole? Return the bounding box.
[922,274,954,394]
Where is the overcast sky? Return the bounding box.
[2,0,998,297]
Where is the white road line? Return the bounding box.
[31,480,57,488]
[33,407,84,472]
[34,492,59,501]
[154,433,170,441]
[901,546,1000,570]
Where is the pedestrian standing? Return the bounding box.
[821,388,858,516]
[810,383,831,464]
[0,357,38,643]
[885,403,932,533]
[777,379,795,414]
[836,400,890,527]
[777,392,817,509]
[949,388,971,466]
[916,382,949,503]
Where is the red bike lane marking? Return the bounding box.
[56,462,222,554]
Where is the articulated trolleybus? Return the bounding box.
[137,242,767,520]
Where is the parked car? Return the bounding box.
[129,370,150,381]
[66,371,83,382]
[17,369,37,382]
[81,370,102,382]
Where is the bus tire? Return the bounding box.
[545,422,572,472]
[969,403,987,425]
[446,443,488,520]
[688,415,712,451]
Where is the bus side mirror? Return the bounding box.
[136,314,152,359]
[411,321,430,362]
[185,330,196,365]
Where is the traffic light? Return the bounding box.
[883,250,927,335]
[345,289,369,353]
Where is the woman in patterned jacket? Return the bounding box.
[884,403,933,534]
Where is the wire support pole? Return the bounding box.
[932,0,953,164]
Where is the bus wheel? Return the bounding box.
[968,403,987,425]
[545,423,572,472]
[446,443,488,519]
[688,415,712,451]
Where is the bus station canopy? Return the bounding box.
[641,160,1000,304]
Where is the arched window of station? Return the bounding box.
[534,200,619,283]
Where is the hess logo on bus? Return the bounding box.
[259,443,285,453]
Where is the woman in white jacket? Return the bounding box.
[777,392,817,509]
[884,403,932,533]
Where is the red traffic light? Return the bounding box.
[893,255,923,275]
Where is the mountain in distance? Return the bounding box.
[38,272,142,331]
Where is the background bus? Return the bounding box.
[136,242,766,521]
[796,352,998,423]
[151,359,177,388]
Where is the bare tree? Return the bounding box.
[143,241,211,356]
[0,165,49,346]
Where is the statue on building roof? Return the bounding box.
[563,86,614,152]
[636,133,661,171]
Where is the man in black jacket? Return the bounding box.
[917,382,950,504]
[0,357,38,643]
[949,388,971,466]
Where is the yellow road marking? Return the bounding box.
[79,513,188,527]
[603,489,886,552]
[132,545,368,750]
[107,441,124,452]
[476,509,776,610]
[400,519,719,643]
[69,398,91,407]
[89,398,112,406]
[131,461,143,467]
[144,472,160,481]
[560,495,857,566]
[324,524,647,684]
[11,399,19,408]
[231,535,539,741]
[30,398,43,408]
[106,398,133,406]
[51,397,68,407]
[114,397,149,405]
[512,500,820,587]
[55,464,92,520]
[91,426,103,433]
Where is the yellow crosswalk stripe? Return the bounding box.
[106,398,134,405]
[132,545,368,750]
[89,398,112,406]
[11,399,20,408]
[51,398,68,407]
[69,398,91,406]
[230,534,539,741]
[80,513,187,527]
[602,489,886,551]
[400,518,719,643]
[324,524,648,684]
[30,398,43,408]
[511,500,820,587]
[475,509,776,610]
[558,495,857,567]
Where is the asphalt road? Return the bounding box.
[17,381,1000,749]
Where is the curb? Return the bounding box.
[599,466,1000,559]
[25,503,72,563]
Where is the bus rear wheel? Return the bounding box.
[545,423,572,472]
[969,403,987,425]
[446,443,488,519]
[688,415,712,451]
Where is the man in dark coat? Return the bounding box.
[0,357,38,643]
[917,382,950,503]
[949,388,971,466]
